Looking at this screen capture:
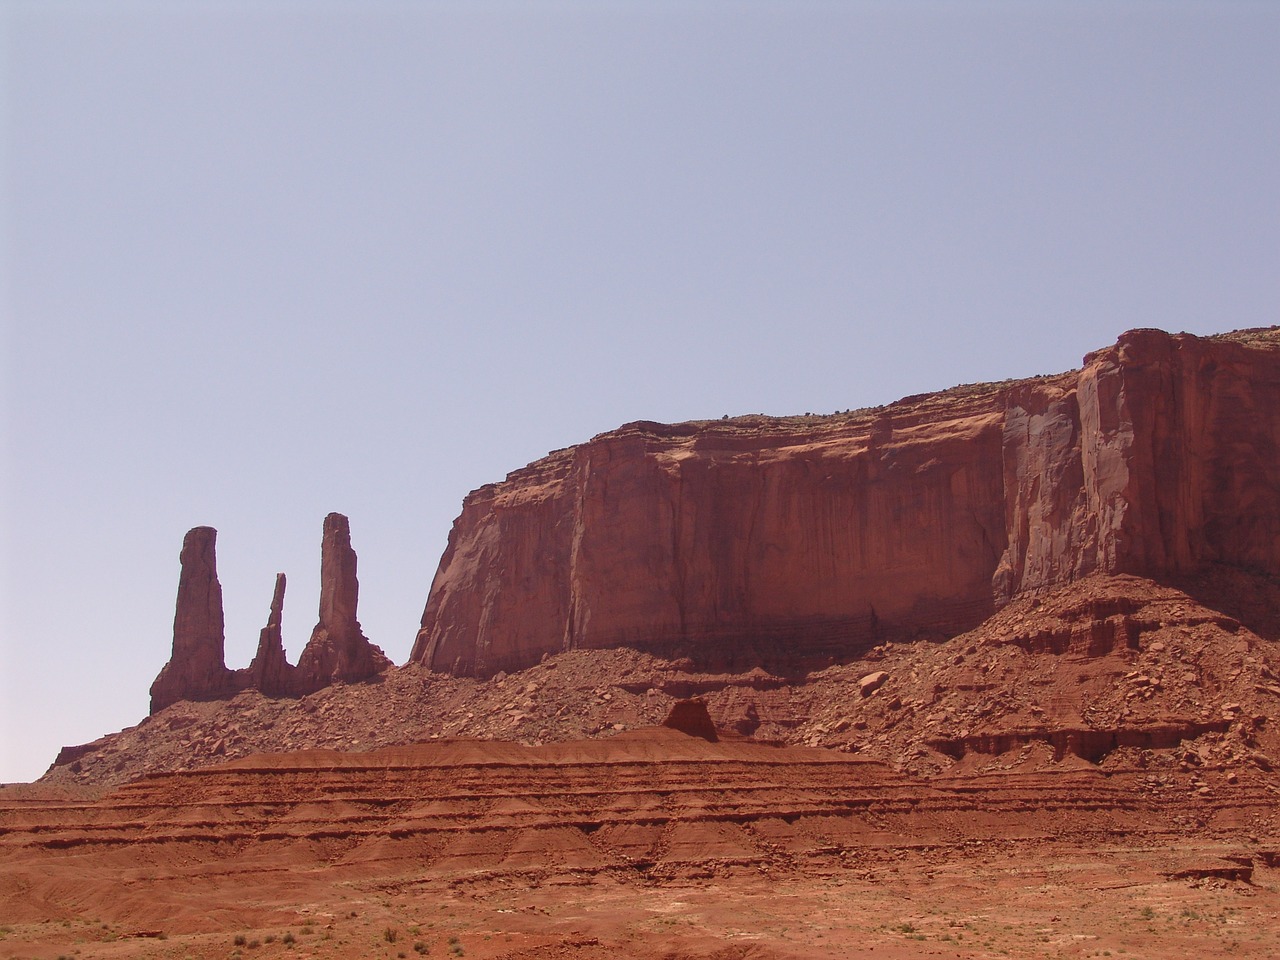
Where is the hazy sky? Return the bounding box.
[2,1,1277,783]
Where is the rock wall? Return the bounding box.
[413,328,1280,677]
[149,515,389,712]
[1078,329,1280,577]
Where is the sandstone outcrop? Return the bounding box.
[149,514,388,712]
[293,512,391,693]
[149,527,234,712]
[413,328,1280,677]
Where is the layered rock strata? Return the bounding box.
[148,515,388,712]
[11,731,1276,889]
[413,328,1280,676]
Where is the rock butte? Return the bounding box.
[412,327,1280,676]
[145,327,1280,707]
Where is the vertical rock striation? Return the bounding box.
[150,527,234,712]
[413,328,1280,677]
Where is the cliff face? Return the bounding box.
[1078,329,1280,577]
[413,328,1280,677]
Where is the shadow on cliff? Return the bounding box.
[1170,564,1280,642]
[634,565,1280,680]
[632,626,952,680]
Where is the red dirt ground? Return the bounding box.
[5,726,1280,959]
[6,571,1280,958]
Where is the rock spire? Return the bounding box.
[149,513,390,713]
[247,573,293,696]
[149,527,233,712]
[294,513,391,693]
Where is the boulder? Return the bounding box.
[859,671,890,697]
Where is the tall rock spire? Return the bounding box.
[246,573,293,696]
[294,513,391,693]
[149,526,234,713]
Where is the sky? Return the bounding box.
[2,1,1277,783]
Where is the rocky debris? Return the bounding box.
[149,527,234,713]
[413,327,1280,678]
[927,719,1234,764]
[49,742,98,770]
[859,671,890,697]
[45,568,1280,790]
[661,698,719,741]
[1162,856,1254,883]
[293,513,391,693]
[132,558,1280,784]
[245,573,293,696]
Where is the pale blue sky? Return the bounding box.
[3,1,1277,782]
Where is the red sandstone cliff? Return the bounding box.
[412,328,1280,676]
